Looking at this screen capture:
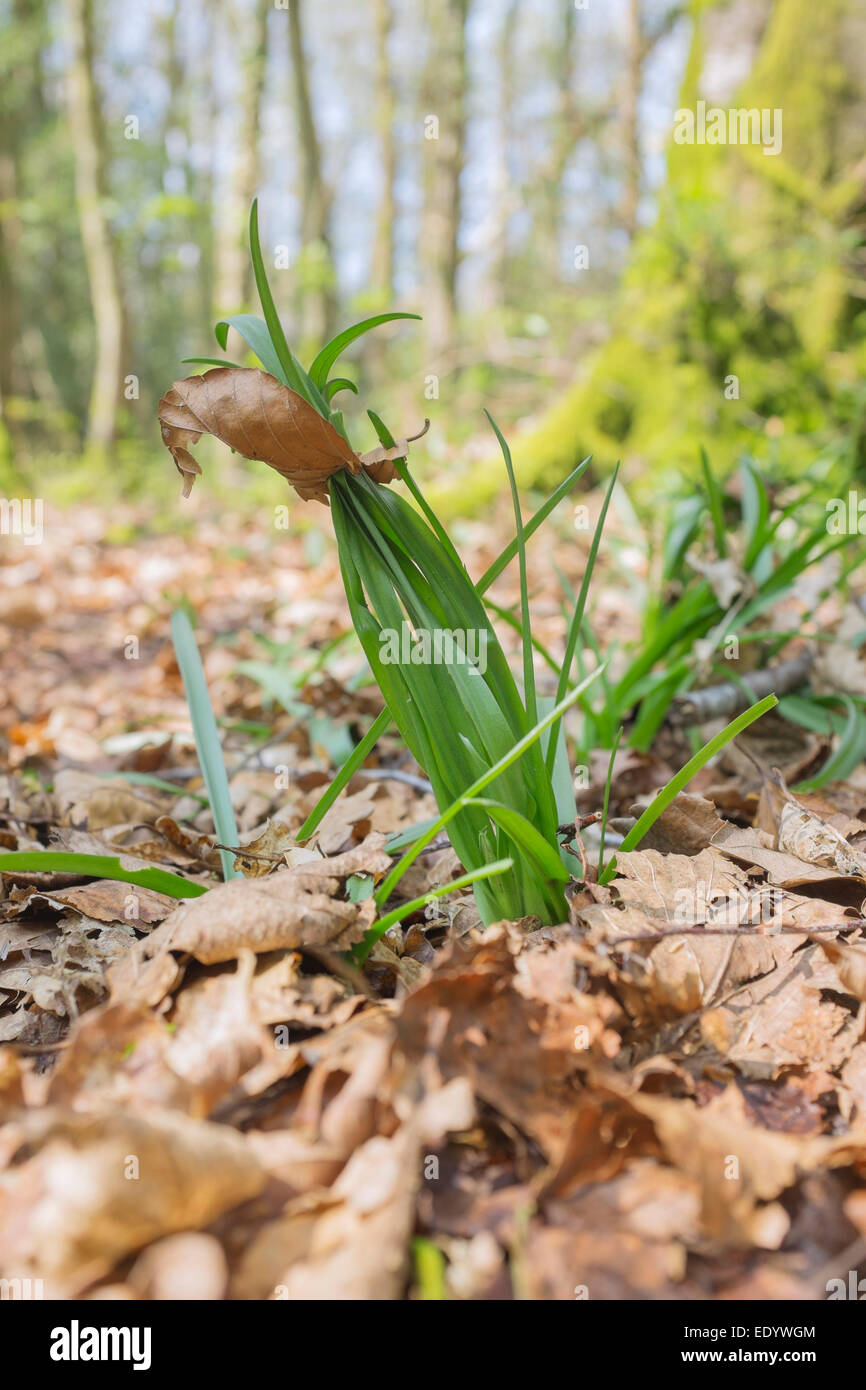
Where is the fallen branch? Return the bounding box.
[668,648,814,726]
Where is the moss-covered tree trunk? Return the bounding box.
[65,0,127,455]
[442,0,866,511]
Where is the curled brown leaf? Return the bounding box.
[159,367,408,503]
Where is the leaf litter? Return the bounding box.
[2,501,866,1300]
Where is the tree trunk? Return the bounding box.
[371,0,396,300]
[540,0,577,273]
[0,146,26,447]
[287,0,336,345]
[215,0,268,320]
[419,0,470,364]
[481,0,518,313]
[65,0,126,452]
[190,0,218,347]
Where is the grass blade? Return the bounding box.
[465,797,569,882]
[296,707,393,842]
[412,1239,448,1301]
[171,609,241,881]
[599,694,778,883]
[214,313,286,381]
[700,446,727,558]
[375,665,604,907]
[354,857,514,962]
[598,724,623,877]
[0,852,206,899]
[183,356,244,370]
[308,313,421,389]
[546,463,619,774]
[487,410,537,725]
[476,455,592,593]
[248,199,328,413]
[325,377,358,401]
[793,696,866,792]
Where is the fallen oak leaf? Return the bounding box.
[128,1232,227,1301]
[229,819,298,877]
[628,1086,866,1249]
[698,943,860,1074]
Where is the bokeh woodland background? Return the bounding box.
[1,0,865,510]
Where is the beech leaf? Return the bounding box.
[158,366,363,503]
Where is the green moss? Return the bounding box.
[437,0,865,513]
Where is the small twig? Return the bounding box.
[559,815,601,885]
[668,648,814,726]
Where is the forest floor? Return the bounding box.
[1,497,866,1300]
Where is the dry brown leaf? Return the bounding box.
[576,848,801,1018]
[161,952,270,1112]
[630,1086,866,1249]
[46,1002,192,1112]
[813,605,866,698]
[686,553,752,608]
[699,944,859,1074]
[713,823,863,900]
[128,1232,228,1301]
[249,951,361,1029]
[140,879,369,965]
[52,770,167,830]
[232,819,298,876]
[524,1160,701,1299]
[397,926,621,1162]
[632,1090,793,1246]
[0,1107,264,1291]
[779,801,866,877]
[311,784,379,854]
[233,1077,473,1300]
[159,367,369,503]
[128,840,391,970]
[839,1044,866,1121]
[631,791,725,856]
[4,880,175,928]
[813,934,866,1001]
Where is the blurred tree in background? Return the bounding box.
[0,0,863,501]
[495,0,866,505]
